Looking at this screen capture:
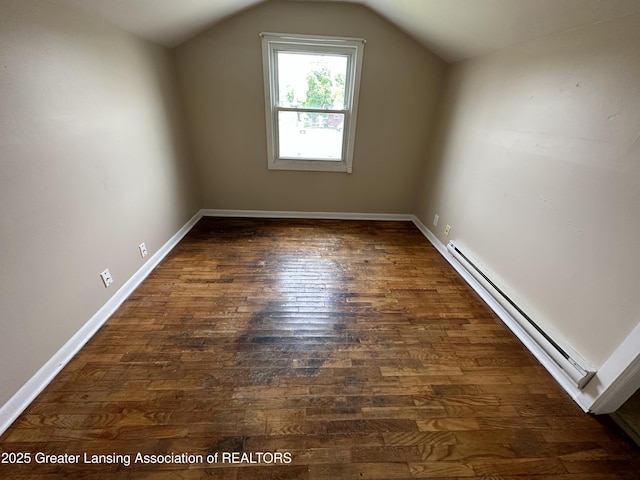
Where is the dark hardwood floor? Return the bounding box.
[1,217,638,479]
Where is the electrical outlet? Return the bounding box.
[139,242,148,258]
[444,224,451,237]
[433,214,439,227]
[100,269,113,288]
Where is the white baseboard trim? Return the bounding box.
[0,210,203,437]
[411,215,448,256]
[411,215,640,414]
[201,208,413,221]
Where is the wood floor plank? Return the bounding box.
[1,218,637,479]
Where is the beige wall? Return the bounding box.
[0,0,198,405]
[414,14,640,367]
[174,0,444,213]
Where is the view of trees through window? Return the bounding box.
[277,53,347,160]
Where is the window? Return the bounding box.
[261,32,365,173]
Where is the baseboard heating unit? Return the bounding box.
[446,240,596,389]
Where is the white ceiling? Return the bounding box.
[59,0,640,62]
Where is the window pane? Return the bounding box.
[278,111,344,160]
[277,53,347,109]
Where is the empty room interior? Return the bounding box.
[1,0,640,478]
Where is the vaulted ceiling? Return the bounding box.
[58,0,640,62]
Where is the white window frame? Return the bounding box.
[261,32,365,173]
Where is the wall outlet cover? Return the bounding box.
[100,269,113,288]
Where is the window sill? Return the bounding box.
[268,159,352,173]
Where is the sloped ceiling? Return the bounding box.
[58,0,640,62]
